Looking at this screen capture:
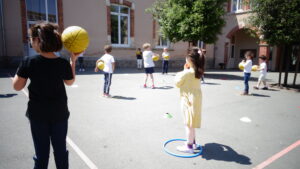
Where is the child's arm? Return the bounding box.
[175,70,187,88]
[13,75,27,91]
[64,53,79,86]
[112,62,115,72]
[13,58,29,91]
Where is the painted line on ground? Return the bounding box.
[253,140,300,169]
[66,137,98,169]
[8,73,98,169]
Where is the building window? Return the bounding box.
[156,35,170,48]
[26,0,57,22]
[110,4,130,46]
[25,0,58,56]
[231,0,243,12]
[197,41,205,49]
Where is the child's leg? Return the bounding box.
[257,74,264,88]
[78,57,83,69]
[106,73,113,94]
[177,126,195,153]
[50,120,68,169]
[185,126,195,145]
[244,73,250,93]
[30,120,51,168]
[150,74,154,86]
[144,74,148,85]
[104,73,109,94]
[81,58,84,70]
[139,60,143,68]
[165,61,169,73]
[256,79,262,88]
[263,80,267,87]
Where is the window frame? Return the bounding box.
[231,0,243,13]
[26,0,58,23]
[155,34,170,49]
[110,4,131,47]
[197,40,205,49]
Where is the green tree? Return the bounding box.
[146,0,227,44]
[249,0,300,87]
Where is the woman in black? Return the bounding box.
[13,22,80,169]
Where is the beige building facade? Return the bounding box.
[214,0,278,71]
[1,0,278,70]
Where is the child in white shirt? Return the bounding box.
[241,51,254,95]
[254,55,268,90]
[95,45,115,97]
[143,43,157,89]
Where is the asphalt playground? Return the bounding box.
[0,68,299,169]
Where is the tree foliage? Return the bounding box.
[250,0,300,45]
[146,0,227,44]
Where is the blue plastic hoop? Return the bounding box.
[163,138,203,158]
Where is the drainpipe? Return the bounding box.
[0,0,6,57]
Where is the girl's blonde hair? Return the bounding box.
[143,43,151,49]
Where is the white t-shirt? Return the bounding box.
[143,50,155,68]
[100,53,115,73]
[243,60,252,73]
[162,52,170,61]
[260,62,267,76]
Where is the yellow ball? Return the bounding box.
[62,26,89,53]
[163,55,170,60]
[252,65,259,71]
[97,60,105,70]
[152,55,160,61]
[238,62,244,70]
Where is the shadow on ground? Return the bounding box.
[202,143,252,165]
[111,95,136,100]
[205,73,258,81]
[250,93,271,97]
[0,94,18,98]
[202,82,221,85]
[75,68,181,75]
[155,86,174,90]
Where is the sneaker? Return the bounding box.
[151,85,155,89]
[176,145,194,154]
[193,144,201,150]
[262,87,268,90]
[253,86,259,90]
[82,68,85,72]
[143,84,147,88]
[240,92,249,96]
[103,94,111,98]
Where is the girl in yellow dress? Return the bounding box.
[175,47,203,153]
